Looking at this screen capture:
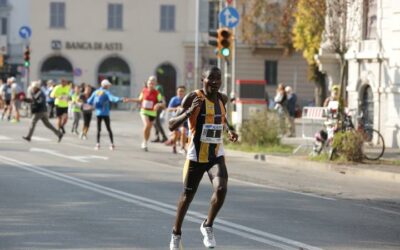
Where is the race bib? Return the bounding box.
[82,103,93,111]
[200,124,223,144]
[60,95,69,101]
[143,100,154,109]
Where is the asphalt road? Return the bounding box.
[0,111,399,250]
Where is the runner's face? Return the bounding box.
[147,80,155,89]
[203,70,221,95]
[177,88,185,98]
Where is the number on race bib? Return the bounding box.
[200,124,223,144]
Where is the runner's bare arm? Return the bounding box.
[168,92,199,131]
[218,92,239,142]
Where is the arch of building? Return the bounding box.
[40,55,74,83]
[97,56,131,109]
[155,62,177,103]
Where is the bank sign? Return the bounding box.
[51,40,123,51]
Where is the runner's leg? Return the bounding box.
[173,160,205,235]
[205,156,228,226]
[104,116,114,144]
[96,116,103,144]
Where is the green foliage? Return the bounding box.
[239,110,281,146]
[224,142,293,154]
[332,130,364,162]
[292,0,326,79]
[238,0,296,50]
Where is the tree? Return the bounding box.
[238,0,297,52]
[292,0,326,105]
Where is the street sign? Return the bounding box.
[74,68,82,77]
[19,26,32,39]
[219,7,240,28]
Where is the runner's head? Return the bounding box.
[147,76,157,90]
[31,81,41,92]
[177,85,186,99]
[101,79,112,89]
[60,78,68,86]
[201,66,221,95]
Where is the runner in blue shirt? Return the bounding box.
[167,86,187,154]
[87,79,126,150]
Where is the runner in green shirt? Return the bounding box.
[50,79,71,134]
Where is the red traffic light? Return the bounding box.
[24,47,30,61]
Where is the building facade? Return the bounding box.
[317,0,400,147]
[6,0,314,111]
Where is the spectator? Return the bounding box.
[285,86,297,137]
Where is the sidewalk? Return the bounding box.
[233,135,400,184]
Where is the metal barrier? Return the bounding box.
[293,107,327,154]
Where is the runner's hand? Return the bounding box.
[188,96,203,113]
[228,130,238,142]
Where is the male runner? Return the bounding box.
[168,66,238,250]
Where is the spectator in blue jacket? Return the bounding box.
[87,79,125,150]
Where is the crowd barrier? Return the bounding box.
[293,106,327,154]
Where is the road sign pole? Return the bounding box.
[231,0,237,103]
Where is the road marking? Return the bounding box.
[0,155,323,250]
[29,147,108,163]
[355,203,400,216]
[137,158,337,201]
[31,136,52,142]
[229,178,337,201]
[0,135,12,140]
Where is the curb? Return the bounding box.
[226,149,400,184]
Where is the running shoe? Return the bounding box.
[200,220,216,248]
[58,133,63,143]
[169,234,182,250]
[172,146,177,154]
[141,142,148,152]
[109,144,115,151]
[151,138,160,143]
[179,148,187,155]
[94,143,100,150]
[22,136,31,142]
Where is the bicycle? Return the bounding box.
[329,110,385,161]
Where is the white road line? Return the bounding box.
[138,158,337,201]
[31,136,52,142]
[0,135,12,140]
[0,155,323,250]
[29,147,108,163]
[229,178,337,201]
[355,204,400,217]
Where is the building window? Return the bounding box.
[50,2,65,28]
[363,0,377,40]
[265,60,278,86]
[108,4,123,30]
[0,18,7,35]
[208,1,219,30]
[160,5,175,31]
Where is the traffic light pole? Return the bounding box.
[231,0,237,102]
[194,0,200,90]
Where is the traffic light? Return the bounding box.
[23,46,30,67]
[218,28,232,58]
[208,30,219,55]
[208,28,233,58]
